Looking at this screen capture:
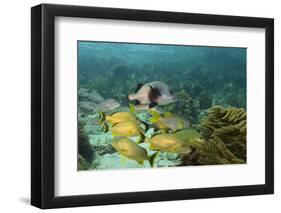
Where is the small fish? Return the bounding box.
[128,81,177,108]
[110,121,146,142]
[147,133,191,154]
[96,98,120,112]
[174,128,205,148]
[99,111,142,126]
[150,111,191,132]
[111,137,158,166]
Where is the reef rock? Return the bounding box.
[88,89,104,102]
[89,133,115,156]
[78,121,95,164]
[78,154,90,170]
[78,88,89,99]
[79,101,97,113]
[156,152,179,167]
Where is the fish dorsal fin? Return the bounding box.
[176,127,194,132]
[150,131,164,138]
[149,151,159,167]
[163,111,173,118]
[137,160,144,165]
[173,129,183,134]
[135,83,144,92]
[112,122,119,128]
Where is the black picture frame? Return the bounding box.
[31,3,274,209]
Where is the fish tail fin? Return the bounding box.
[101,123,109,133]
[149,152,159,167]
[142,121,150,131]
[98,111,109,132]
[149,110,160,123]
[143,137,149,144]
[137,131,146,144]
[128,94,134,101]
[137,160,144,165]
[98,111,106,124]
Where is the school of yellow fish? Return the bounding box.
[98,106,204,167]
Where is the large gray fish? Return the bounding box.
[128,81,177,108]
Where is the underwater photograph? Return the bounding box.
[77,41,247,171]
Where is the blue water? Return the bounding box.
[78,41,246,110]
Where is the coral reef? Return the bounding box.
[79,101,97,114]
[199,106,246,160]
[88,89,105,102]
[78,121,95,163]
[78,88,89,100]
[78,154,90,170]
[196,137,244,165]
[157,152,180,167]
[89,133,115,156]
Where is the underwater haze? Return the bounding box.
[77,41,247,171]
